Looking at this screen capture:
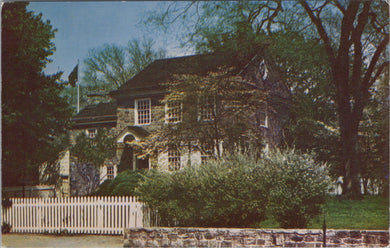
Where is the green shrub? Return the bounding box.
[265,149,330,228]
[137,149,330,228]
[92,170,144,196]
[137,154,270,227]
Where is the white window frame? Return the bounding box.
[86,128,97,139]
[165,100,182,123]
[198,95,215,121]
[106,165,115,180]
[257,103,268,128]
[135,98,151,126]
[258,110,268,128]
[168,147,181,171]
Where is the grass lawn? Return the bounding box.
[259,195,389,230]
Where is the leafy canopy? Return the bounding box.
[2,2,71,186]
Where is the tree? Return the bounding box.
[358,72,389,195]
[81,38,166,106]
[147,0,389,199]
[2,2,72,186]
[298,0,389,198]
[143,68,266,163]
[70,128,116,167]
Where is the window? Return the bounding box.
[107,166,115,180]
[166,100,182,123]
[198,96,215,121]
[86,128,97,139]
[168,147,181,171]
[257,111,268,128]
[257,104,268,128]
[201,143,214,165]
[135,98,151,125]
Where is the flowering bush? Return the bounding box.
[264,149,330,228]
[137,149,330,228]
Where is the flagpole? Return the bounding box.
[77,59,80,113]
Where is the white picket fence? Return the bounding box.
[1,196,148,235]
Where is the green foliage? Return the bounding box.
[264,149,330,228]
[358,74,389,196]
[144,68,266,159]
[70,128,115,166]
[284,119,340,177]
[138,154,269,227]
[2,2,72,186]
[92,170,144,196]
[147,0,389,199]
[137,149,329,228]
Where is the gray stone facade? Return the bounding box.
[124,228,389,247]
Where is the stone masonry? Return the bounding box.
[124,228,389,247]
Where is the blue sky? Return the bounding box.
[27,2,192,82]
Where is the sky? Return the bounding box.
[27,2,193,82]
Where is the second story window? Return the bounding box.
[166,100,182,123]
[135,98,151,125]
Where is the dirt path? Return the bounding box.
[1,233,123,248]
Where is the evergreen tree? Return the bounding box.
[2,2,71,186]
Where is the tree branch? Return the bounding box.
[367,61,389,89]
[363,34,389,88]
[332,0,346,15]
[351,1,371,89]
[336,1,360,63]
[299,0,335,64]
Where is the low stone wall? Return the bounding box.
[124,228,389,247]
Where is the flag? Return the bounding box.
[68,64,78,87]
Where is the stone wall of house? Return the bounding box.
[116,105,165,135]
[117,107,135,134]
[124,228,389,247]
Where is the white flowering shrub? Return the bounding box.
[137,149,330,228]
[264,148,330,228]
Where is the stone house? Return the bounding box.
[69,49,290,187]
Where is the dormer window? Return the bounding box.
[86,128,97,139]
[165,100,182,123]
[135,98,151,125]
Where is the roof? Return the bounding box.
[111,52,244,96]
[71,102,117,129]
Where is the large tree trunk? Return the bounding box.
[340,117,361,199]
[337,89,362,199]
